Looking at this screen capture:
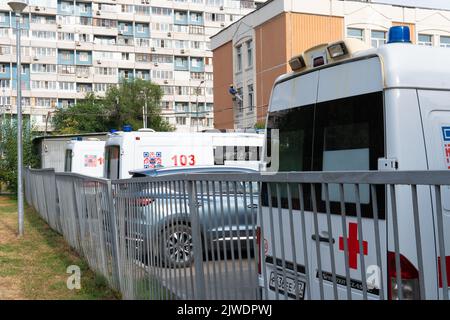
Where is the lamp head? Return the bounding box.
[8,1,28,14]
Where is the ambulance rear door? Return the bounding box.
[417,89,450,298]
[309,57,386,300]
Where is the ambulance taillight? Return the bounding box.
[387,251,421,300]
[256,226,261,275]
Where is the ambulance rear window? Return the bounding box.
[263,91,385,219]
[105,146,120,179]
[64,150,72,172]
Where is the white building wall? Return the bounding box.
[0,0,265,132]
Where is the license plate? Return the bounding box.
[269,271,305,299]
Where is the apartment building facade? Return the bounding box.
[211,0,450,129]
[0,0,265,132]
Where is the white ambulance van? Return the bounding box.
[258,26,450,300]
[104,127,264,179]
[64,138,105,178]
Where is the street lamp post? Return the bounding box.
[8,1,27,237]
[140,90,147,129]
[195,80,204,132]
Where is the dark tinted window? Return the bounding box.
[312,92,385,218]
[262,104,314,209]
[105,146,120,179]
[64,149,72,172]
[262,91,385,219]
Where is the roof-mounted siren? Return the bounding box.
[288,54,306,72]
[387,25,411,44]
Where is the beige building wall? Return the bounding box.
[211,0,450,129]
[254,13,289,125]
[212,41,234,129]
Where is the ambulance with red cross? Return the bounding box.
[104,127,264,179]
[64,138,105,177]
[257,26,450,300]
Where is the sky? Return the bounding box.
[372,0,450,10]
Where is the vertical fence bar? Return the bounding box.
[311,184,324,300]
[266,183,279,300]
[298,184,311,300]
[287,184,300,300]
[187,180,206,299]
[434,185,448,300]
[389,184,403,300]
[108,180,122,294]
[258,182,269,299]
[339,183,352,299]
[370,185,384,300]
[275,183,288,300]
[323,183,338,300]
[354,184,368,300]
[410,185,425,299]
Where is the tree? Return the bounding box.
[52,79,174,134]
[0,116,39,194]
[254,121,266,130]
[52,93,108,134]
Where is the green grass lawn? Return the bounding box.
[0,196,120,300]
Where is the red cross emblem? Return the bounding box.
[339,222,368,270]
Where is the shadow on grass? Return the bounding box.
[23,204,121,300]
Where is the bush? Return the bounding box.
[0,116,39,193]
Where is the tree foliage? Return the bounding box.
[52,79,175,133]
[0,117,39,193]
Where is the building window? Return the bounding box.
[371,30,386,48]
[248,84,254,111]
[440,36,450,48]
[176,117,186,125]
[79,52,89,62]
[0,64,6,73]
[418,34,432,46]
[246,40,253,67]
[236,45,242,72]
[347,28,364,41]
[189,25,204,35]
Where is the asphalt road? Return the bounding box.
[142,258,259,300]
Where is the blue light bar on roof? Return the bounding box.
[388,26,411,44]
[123,125,132,132]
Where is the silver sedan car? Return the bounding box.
[123,166,260,268]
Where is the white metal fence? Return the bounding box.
[24,167,450,300]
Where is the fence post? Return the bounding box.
[107,180,123,294]
[187,179,206,299]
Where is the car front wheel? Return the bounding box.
[162,224,194,268]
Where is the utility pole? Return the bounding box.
[8,0,27,237]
